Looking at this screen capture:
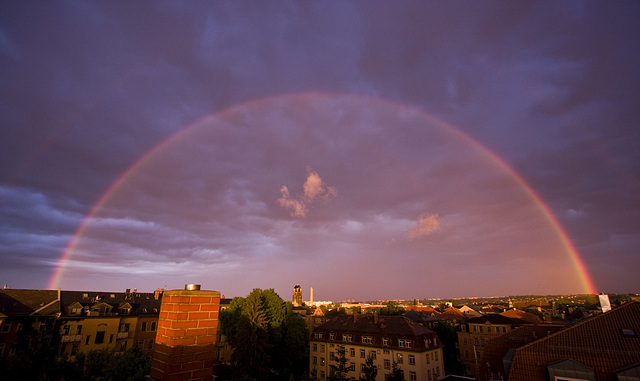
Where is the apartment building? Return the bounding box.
[310,313,444,381]
[457,314,525,377]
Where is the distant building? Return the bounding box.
[508,301,640,381]
[310,313,445,380]
[293,285,303,307]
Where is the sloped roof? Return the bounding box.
[313,314,441,352]
[500,309,541,324]
[60,290,161,316]
[0,289,60,316]
[508,302,640,381]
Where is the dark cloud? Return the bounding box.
[1,1,638,300]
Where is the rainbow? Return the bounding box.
[48,92,598,294]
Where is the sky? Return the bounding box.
[1,1,639,302]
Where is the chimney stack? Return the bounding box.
[150,285,220,381]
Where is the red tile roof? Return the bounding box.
[508,302,640,381]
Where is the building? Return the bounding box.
[0,288,162,358]
[475,323,566,381]
[293,285,303,307]
[457,314,526,377]
[57,288,162,357]
[0,288,60,356]
[310,313,445,380]
[507,301,640,381]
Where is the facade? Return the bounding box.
[0,288,162,358]
[57,289,162,357]
[310,314,445,381]
[508,301,640,381]
[457,314,526,377]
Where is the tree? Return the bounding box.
[359,355,377,381]
[387,361,405,381]
[432,320,464,375]
[379,301,405,315]
[329,344,350,380]
[218,288,309,381]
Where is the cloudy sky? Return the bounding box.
[1,1,639,301]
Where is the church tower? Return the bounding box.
[293,284,302,307]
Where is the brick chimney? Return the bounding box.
[150,284,220,381]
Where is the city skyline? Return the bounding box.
[1,2,639,301]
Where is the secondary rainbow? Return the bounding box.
[48,92,598,295]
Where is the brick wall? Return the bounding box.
[150,289,220,381]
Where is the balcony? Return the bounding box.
[61,334,82,343]
[116,332,129,339]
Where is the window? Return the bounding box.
[315,332,323,339]
[330,351,335,361]
[473,325,477,332]
[398,339,405,347]
[85,335,90,345]
[427,352,430,364]
[383,349,389,355]
[75,325,82,335]
[461,325,466,332]
[109,334,113,343]
[320,344,325,352]
[138,340,144,348]
[16,323,22,332]
[1,323,10,333]
[382,337,389,346]
[361,363,367,372]
[350,362,355,371]
[141,322,147,331]
[502,327,506,333]
[350,347,355,357]
[151,321,157,331]
[371,350,377,360]
[397,353,403,364]
[384,359,391,369]
[410,371,417,381]
[313,356,317,365]
[320,371,325,379]
[0,343,5,354]
[405,340,411,348]
[362,336,372,344]
[95,331,105,344]
[463,338,467,345]
[409,354,415,365]
[479,326,483,333]
[360,349,366,358]
[464,350,469,359]
[435,351,438,361]
[313,343,317,352]
[481,338,485,346]
[428,369,432,381]
[474,338,479,346]
[147,339,154,349]
[62,325,70,335]
[330,332,335,340]
[321,357,325,366]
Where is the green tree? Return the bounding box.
[379,301,405,315]
[231,316,270,380]
[329,344,350,380]
[387,361,405,381]
[359,355,377,381]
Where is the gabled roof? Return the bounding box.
[59,290,161,316]
[508,302,640,381]
[0,289,60,316]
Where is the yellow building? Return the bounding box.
[310,314,444,381]
[58,289,162,357]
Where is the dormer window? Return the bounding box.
[622,328,636,337]
[362,336,372,344]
